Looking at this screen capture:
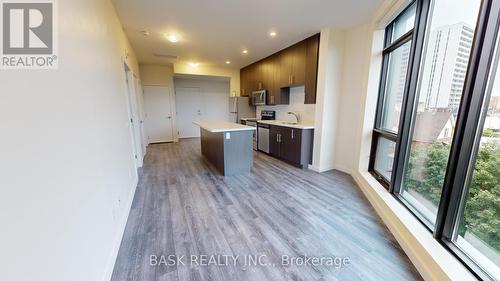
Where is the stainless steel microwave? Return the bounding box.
[251,90,267,106]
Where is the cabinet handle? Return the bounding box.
[291,130,294,139]
[276,134,279,143]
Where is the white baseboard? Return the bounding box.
[309,163,336,173]
[332,164,352,175]
[101,177,138,281]
[352,171,476,281]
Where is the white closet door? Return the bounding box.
[175,87,203,138]
[143,86,174,143]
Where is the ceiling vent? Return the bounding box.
[153,53,178,60]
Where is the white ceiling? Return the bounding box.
[112,0,382,69]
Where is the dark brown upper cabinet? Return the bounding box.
[279,40,306,88]
[278,49,293,88]
[266,55,290,105]
[305,34,320,104]
[240,67,250,97]
[240,33,320,104]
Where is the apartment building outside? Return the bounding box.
[419,23,474,115]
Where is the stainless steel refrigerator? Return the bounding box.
[229,97,256,123]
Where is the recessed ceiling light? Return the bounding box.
[165,34,179,43]
[242,50,248,54]
[189,62,199,67]
[269,31,277,37]
[225,60,231,64]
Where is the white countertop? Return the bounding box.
[257,120,315,129]
[193,120,256,133]
[240,117,258,121]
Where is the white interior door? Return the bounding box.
[125,69,144,167]
[143,86,174,143]
[175,87,203,138]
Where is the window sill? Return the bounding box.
[352,170,478,281]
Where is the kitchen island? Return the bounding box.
[193,120,256,176]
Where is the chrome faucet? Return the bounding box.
[287,111,300,124]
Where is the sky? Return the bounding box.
[430,0,481,28]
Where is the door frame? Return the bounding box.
[123,63,144,168]
[133,77,147,156]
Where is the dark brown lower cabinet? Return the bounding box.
[269,125,314,168]
[270,125,281,157]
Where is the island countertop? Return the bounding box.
[193,120,256,133]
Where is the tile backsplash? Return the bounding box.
[257,86,316,124]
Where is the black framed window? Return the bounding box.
[369,0,500,279]
[451,54,500,278]
[396,0,483,228]
[369,3,417,187]
[441,6,500,278]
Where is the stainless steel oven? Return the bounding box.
[257,110,275,154]
[251,90,266,106]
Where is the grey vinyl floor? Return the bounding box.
[111,139,422,281]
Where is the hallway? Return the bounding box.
[111,139,421,281]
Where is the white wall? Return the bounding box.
[310,28,345,172]
[333,24,374,174]
[0,1,140,281]
[256,86,316,124]
[174,76,231,120]
[174,76,231,138]
[174,62,240,96]
[139,64,234,142]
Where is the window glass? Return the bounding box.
[374,137,396,180]
[453,46,500,279]
[400,0,481,226]
[380,41,412,132]
[391,3,417,42]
